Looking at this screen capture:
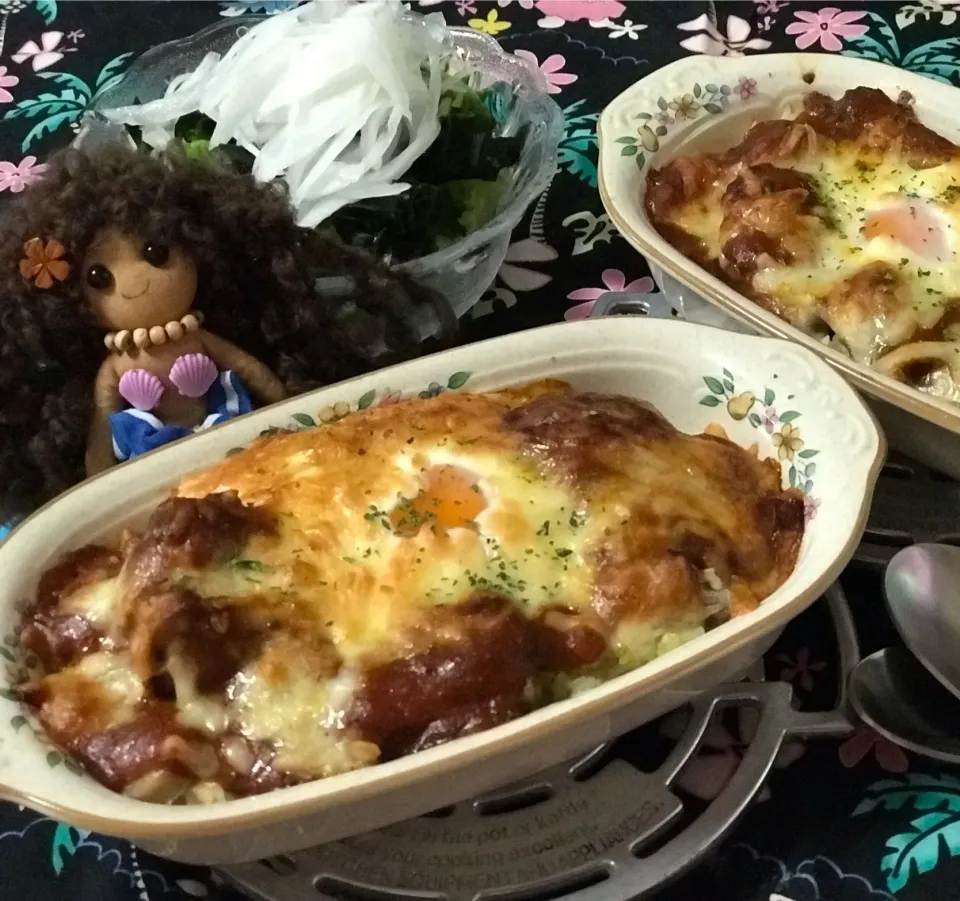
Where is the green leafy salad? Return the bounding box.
[105,1,527,263]
[159,77,524,262]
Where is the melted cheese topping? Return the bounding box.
[655,91,960,400]
[61,576,121,627]
[23,383,803,799]
[163,384,611,778]
[175,388,608,667]
[228,666,368,776]
[74,651,144,723]
[672,153,960,353]
[754,153,960,347]
[168,636,370,777]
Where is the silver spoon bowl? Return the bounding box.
[885,542,960,702]
[849,646,960,765]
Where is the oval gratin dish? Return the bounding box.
[597,53,960,479]
[0,318,883,865]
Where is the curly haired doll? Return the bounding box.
[0,143,456,522]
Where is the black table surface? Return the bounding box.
[2,2,960,899]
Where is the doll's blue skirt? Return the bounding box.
[110,370,253,463]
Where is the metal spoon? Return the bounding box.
[885,543,960,702]
[848,646,960,764]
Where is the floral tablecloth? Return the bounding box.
[3,2,960,899]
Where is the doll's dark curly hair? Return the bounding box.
[0,143,457,520]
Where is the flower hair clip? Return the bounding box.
[20,237,70,289]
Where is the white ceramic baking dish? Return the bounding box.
[0,318,882,865]
[597,53,960,480]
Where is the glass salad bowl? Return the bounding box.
[73,15,563,319]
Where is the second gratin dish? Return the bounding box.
[598,53,960,479]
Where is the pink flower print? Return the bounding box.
[0,67,19,104]
[804,495,821,522]
[455,0,477,15]
[755,0,786,13]
[514,51,577,95]
[377,388,402,407]
[735,76,758,100]
[776,647,826,692]
[565,271,655,321]
[785,8,869,52]
[535,0,625,28]
[839,725,909,773]
[659,706,804,802]
[0,156,48,193]
[12,32,72,72]
[762,406,779,433]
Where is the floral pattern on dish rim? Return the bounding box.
[700,369,821,520]
[613,79,756,172]
[0,620,83,774]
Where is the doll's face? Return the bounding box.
[82,228,198,332]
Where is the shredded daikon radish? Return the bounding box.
[104,0,448,227]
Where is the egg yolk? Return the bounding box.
[863,201,950,261]
[391,465,486,536]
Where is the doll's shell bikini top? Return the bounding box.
[118,354,219,412]
[109,311,219,413]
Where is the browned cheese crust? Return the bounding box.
[17,381,804,800]
[645,88,960,380]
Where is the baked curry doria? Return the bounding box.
[17,382,803,803]
[646,87,960,400]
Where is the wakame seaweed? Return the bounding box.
[155,77,522,262]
